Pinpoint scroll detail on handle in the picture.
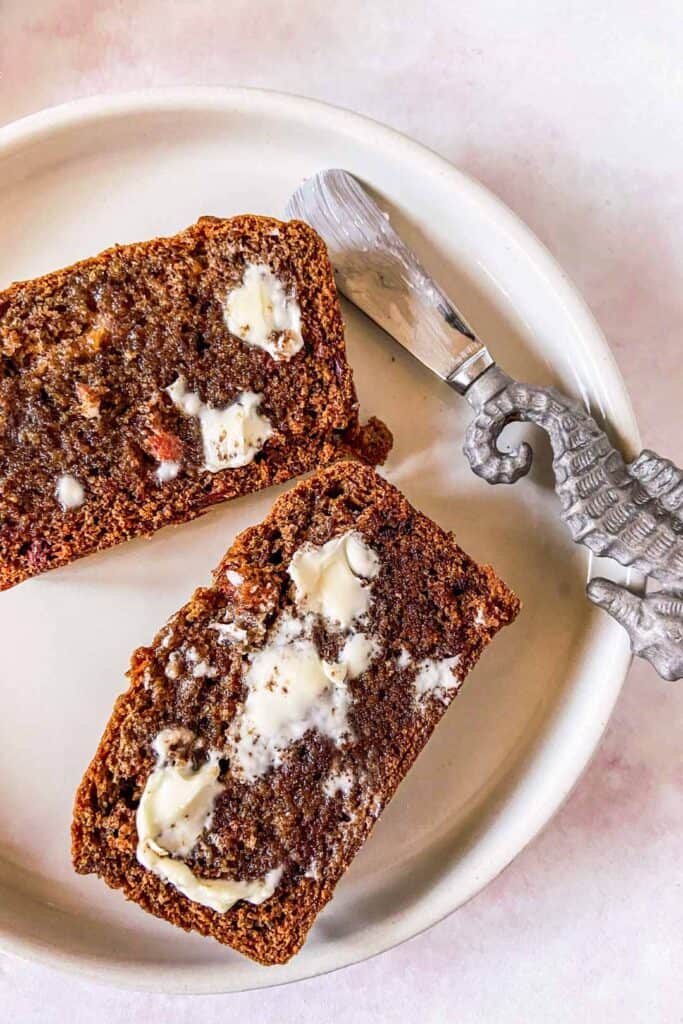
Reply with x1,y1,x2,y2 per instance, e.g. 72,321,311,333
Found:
460,364,683,680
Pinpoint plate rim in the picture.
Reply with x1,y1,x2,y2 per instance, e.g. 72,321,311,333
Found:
0,85,640,993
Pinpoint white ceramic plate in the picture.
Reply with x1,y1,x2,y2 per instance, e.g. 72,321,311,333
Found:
0,88,639,993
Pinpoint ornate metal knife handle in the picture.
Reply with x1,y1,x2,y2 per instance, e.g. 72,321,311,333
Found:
458,361,683,680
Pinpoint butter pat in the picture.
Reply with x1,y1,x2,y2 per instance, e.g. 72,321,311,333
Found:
199,393,272,471
226,532,383,778
192,660,217,679
137,729,223,858
55,473,85,510
136,729,282,913
209,621,248,644
323,769,354,799
414,656,462,703
338,632,379,678
272,611,308,643
224,263,303,361
156,460,180,483
166,376,272,472
166,378,202,417
397,648,412,669
140,851,282,915
232,637,352,780
288,531,380,629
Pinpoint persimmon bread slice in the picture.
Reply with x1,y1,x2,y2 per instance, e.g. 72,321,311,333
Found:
0,216,390,589
72,461,519,965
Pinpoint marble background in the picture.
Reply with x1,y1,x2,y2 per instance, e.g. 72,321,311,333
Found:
1,1,681,1020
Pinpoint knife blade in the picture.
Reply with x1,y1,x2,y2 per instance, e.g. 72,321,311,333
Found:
285,168,493,393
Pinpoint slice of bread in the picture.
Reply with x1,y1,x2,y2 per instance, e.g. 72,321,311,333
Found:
72,461,519,965
0,216,390,590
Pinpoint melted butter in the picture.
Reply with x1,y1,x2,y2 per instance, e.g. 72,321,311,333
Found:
414,656,462,703
55,473,85,510
155,460,180,483
229,623,378,781
136,728,282,912
288,531,380,629
323,769,354,799
232,638,352,781
338,632,379,677
224,263,303,361
166,376,272,472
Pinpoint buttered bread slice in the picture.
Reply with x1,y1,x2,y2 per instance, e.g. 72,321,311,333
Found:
72,462,519,965
0,216,390,589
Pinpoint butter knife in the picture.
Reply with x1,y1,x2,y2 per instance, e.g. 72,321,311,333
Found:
287,168,683,681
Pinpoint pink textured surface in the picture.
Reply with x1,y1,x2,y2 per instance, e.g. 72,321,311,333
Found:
1,1,681,1020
